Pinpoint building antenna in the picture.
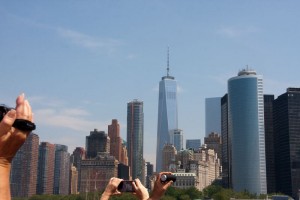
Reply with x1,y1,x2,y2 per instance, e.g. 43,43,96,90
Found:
167,47,170,76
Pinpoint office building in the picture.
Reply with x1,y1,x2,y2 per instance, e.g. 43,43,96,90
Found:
274,88,300,199
80,152,118,193
10,133,39,198
37,142,55,195
108,119,123,163
162,144,177,171
221,94,231,188
204,132,222,159
264,94,276,194
205,97,221,136
146,162,154,190
156,60,178,172
86,129,110,158
170,129,183,151
186,139,201,150
69,164,78,194
120,141,128,165
53,144,70,195
127,100,144,182
228,68,267,194
71,147,86,192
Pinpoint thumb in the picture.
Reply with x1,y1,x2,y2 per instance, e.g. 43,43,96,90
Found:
0,110,16,136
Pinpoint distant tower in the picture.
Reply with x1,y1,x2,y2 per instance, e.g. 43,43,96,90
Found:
10,133,39,198
169,129,183,151
108,119,122,162
53,144,70,195
204,132,222,159
156,49,178,172
162,144,177,171
186,139,201,150
37,142,55,195
274,88,300,199
86,129,110,158
127,100,144,181
228,68,267,194
205,97,221,136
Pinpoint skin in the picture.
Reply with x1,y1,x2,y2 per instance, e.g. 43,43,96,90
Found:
100,178,150,200
0,94,33,200
148,172,173,200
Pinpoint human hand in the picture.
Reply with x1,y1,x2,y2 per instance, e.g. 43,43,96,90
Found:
149,172,173,200
0,94,33,167
132,178,149,200
100,177,123,200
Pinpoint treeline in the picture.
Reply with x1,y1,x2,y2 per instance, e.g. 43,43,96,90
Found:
12,185,282,200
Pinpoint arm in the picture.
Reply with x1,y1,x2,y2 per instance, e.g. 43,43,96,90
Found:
148,172,173,200
100,177,123,200
0,94,33,200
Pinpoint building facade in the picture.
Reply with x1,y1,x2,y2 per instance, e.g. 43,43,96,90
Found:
205,97,222,137
170,129,183,151
86,129,110,158
10,133,39,198
273,88,300,199
127,100,144,182
108,119,123,163
162,144,177,172
204,132,222,160
80,152,119,193
221,94,231,188
69,165,78,194
264,94,276,194
71,147,86,192
228,69,267,194
156,67,178,172
53,144,70,195
186,139,201,150
37,142,55,195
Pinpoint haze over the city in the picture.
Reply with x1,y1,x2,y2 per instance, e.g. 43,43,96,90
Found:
1,1,300,168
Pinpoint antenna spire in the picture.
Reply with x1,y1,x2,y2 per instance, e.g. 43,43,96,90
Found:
167,47,170,76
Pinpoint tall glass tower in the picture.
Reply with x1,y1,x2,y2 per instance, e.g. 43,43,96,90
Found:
156,59,178,172
127,100,144,182
228,69,267,194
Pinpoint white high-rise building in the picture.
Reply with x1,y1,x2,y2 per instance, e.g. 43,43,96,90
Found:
228,68,267,194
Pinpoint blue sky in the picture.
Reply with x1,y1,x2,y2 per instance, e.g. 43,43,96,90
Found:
1,1,300,168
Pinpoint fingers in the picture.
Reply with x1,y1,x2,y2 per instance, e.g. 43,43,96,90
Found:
0,110,16,137
15,94,33,122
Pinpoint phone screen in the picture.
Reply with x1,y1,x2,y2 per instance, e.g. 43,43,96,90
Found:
117,181,134,192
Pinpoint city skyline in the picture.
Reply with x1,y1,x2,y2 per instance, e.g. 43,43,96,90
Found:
1,1,300,166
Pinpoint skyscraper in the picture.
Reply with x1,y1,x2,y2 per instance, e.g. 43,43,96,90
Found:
221,94,231,188
264,94,276,194
127,100,144,181
204,132,222,160
86,129,110,158
205,97,221,136
37,142,55,195
169,129,183,151
186,139,201,150
108,119,122,163
156,60,178,172
53,144,70,195
274,88,300,199
228,69,267,194
10,133,39,198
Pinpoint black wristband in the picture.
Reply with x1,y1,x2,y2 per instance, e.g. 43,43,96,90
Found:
13,119,36,132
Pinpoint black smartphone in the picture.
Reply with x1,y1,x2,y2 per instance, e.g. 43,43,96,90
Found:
117,180,134,192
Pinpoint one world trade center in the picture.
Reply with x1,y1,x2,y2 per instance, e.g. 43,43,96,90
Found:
156,56,178,172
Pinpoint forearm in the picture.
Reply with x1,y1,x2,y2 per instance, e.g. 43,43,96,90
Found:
100,191,112,200
0,164,11,200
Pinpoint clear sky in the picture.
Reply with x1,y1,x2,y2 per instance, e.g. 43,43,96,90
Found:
1,1,300,169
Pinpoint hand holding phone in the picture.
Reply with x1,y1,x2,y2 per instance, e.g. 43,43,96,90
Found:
117,180,135,192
